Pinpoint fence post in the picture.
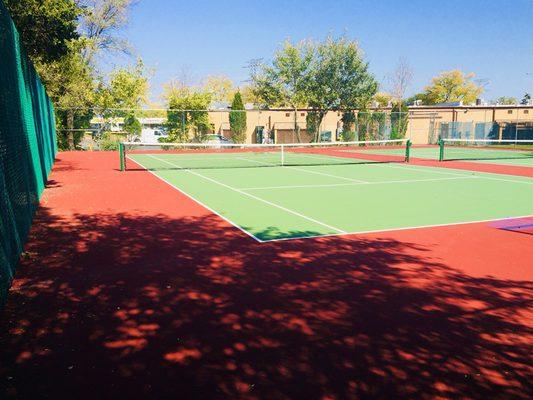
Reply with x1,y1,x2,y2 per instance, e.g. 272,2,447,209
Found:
405,140,412,162
119,143,125,171
438,139,444,161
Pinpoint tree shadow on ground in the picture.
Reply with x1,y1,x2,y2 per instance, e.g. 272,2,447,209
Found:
0,208,531,399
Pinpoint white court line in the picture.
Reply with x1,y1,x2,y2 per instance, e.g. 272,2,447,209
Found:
259,214,533,243
147,155,347,235
239,176,477,191
378,162,533,185
236,156,369,183
128,154,533,243
127,155,264,242
289,164,369,183
165,150,530,186
290,151,533,185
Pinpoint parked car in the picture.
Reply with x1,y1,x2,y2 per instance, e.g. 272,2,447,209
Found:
203,134,233,145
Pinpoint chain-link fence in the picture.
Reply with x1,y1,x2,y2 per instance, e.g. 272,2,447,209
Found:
0,0,57,305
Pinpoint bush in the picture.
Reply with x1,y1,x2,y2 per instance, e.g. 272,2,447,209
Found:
391,102,408,139
98,133,121,151
340,130,356,142
57,130,84,151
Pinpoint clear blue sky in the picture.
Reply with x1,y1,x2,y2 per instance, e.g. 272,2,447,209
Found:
117,0,533,102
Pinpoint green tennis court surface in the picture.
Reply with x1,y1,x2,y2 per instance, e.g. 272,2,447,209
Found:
128,151,533,241
360,144,533,167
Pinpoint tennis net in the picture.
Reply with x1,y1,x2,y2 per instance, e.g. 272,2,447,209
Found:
438,139,533,163
120,139,411,171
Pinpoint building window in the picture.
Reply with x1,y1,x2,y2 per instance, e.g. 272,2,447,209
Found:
524,110,529,114
285,113,290,117
300,112,305,117
507,110,513,114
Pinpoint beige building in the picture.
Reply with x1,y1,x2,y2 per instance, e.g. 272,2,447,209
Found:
207,104,533,145
88,104,533,145
406,104,533,144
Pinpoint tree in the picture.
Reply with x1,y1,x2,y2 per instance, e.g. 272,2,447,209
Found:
251,37,377,142
356,112,388,141
123,113,141,141
4,0,81,62
95,59,149,116
389,58,413,137
521,93,531,105
306,111,322,141
495,97,517,105
5,0,92,149
239,85,261,106
308,36,377,141
250,40,314,141
389,58,413,106
164,81,212,142
229,92,247,143
405,93,425,105
77,0,135,63
421,70,483,105
203,75,235,103
390,103,408,139
373,92,392,108
6,0,138,150
40,40,96,149
92,59,148,148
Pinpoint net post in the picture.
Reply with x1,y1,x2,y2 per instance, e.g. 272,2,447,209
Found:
119,142,125,171
438,139,444,161
405,140,412,162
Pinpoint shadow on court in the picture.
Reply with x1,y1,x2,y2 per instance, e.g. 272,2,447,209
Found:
1,208,531,399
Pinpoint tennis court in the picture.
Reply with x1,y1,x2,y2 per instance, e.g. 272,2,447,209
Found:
125,142,533,241
361,140,533,167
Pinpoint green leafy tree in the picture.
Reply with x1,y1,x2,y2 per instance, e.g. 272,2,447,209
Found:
340,112,356,141
239,84,261,106
305,111,321,141
229,92,247,143
123,113,142,141
496,97,517,105
374,92,392,108
521,93,531,105
308,36,378,141
390,103,408,139
92,59,148,147
421,70,483,105
5,0,92,149
251,40,314,141
40,40,96,149
252,37,377,142
405,93,425,105
164,82,212,142
6,0,138,150
4,0,80,62
96,59,149,115
356,112,388,141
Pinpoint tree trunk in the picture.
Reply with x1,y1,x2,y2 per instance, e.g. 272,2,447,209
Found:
67,109,75,150
315,111,326,142
293,107,301,143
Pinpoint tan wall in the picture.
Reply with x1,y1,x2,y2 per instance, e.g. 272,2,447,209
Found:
119,106,532,145
89,106,532,145
494,108,532,122
454,108,492,122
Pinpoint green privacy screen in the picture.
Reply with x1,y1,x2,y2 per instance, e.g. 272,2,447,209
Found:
0,0,57,305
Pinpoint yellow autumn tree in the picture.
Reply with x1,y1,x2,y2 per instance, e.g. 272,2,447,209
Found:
422,70,483,105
